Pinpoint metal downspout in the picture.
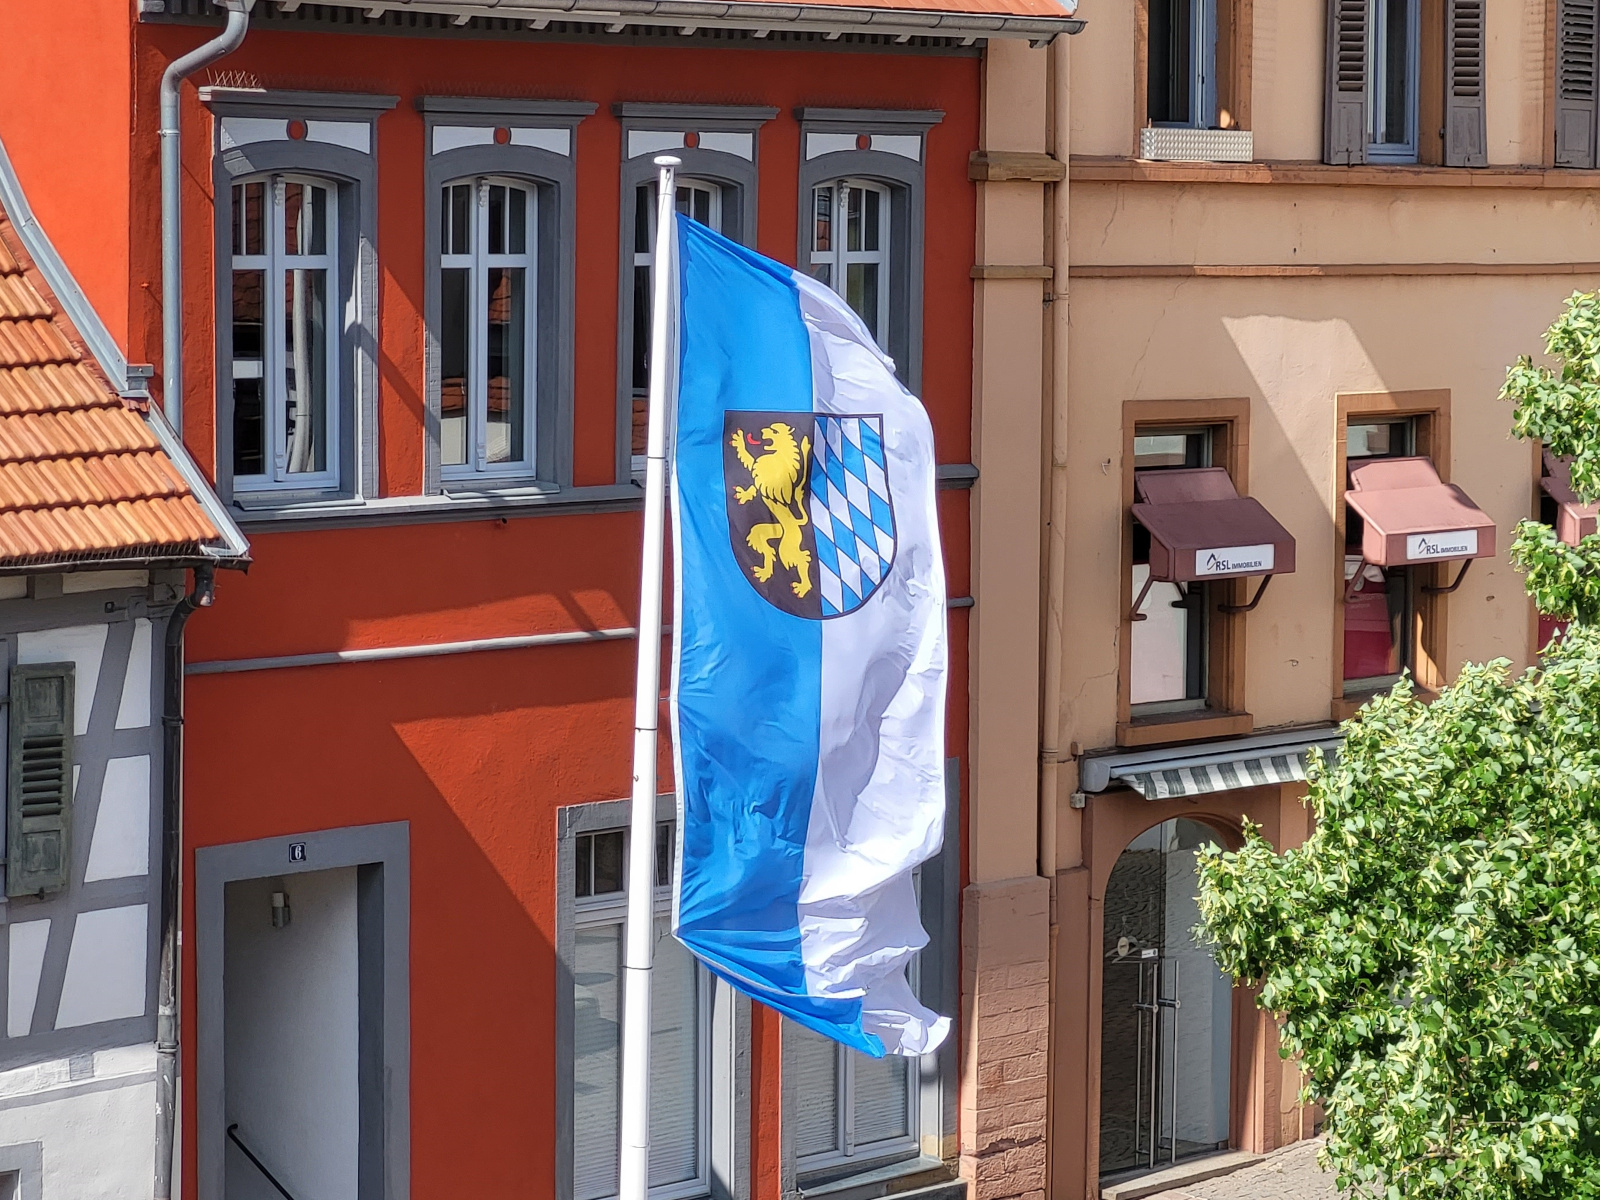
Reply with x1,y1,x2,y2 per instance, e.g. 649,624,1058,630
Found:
155,567,216,1200
159,0,251,434
1039,38,1072,885
1039,34,1071,1195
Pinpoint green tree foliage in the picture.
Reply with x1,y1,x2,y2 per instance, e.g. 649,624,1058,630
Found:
1195,292,1600,1199
1504,290,1600,624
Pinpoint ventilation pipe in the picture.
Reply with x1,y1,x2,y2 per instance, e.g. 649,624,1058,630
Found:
159,0,251,435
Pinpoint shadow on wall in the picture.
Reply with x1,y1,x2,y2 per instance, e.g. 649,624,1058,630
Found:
186,640,630,1197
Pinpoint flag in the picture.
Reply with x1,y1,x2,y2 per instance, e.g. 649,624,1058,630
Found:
669,215,950,1058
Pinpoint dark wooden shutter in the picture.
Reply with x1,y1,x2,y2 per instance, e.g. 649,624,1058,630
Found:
7,664,74,897
1324,0,1369,164
1556,0,1600,168
1444,0,1488,166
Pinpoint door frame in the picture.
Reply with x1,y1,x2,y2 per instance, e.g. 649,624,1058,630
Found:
1071,783,1310,1190
1096,821,1234,1180
194,821,410,1200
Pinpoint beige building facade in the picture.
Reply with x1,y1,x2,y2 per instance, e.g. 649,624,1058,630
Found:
964,3,1600,1199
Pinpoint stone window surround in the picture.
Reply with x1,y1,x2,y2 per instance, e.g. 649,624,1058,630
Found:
782,757,961,1199
203,88,398,514
554,792,751,1200
612,103,777,484
795,108,943,398
418,97,596,497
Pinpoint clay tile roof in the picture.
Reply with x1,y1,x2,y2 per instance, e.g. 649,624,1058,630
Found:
0,207,224,569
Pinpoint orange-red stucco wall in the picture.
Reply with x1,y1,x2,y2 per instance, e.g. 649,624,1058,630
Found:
0,0,134,347
2,14,977,1200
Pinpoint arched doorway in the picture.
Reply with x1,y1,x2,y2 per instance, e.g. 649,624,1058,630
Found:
1098,818,1233,1180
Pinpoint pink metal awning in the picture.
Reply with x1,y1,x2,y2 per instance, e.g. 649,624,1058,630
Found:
1541,450,1599,545
1345,457,1496,568
1133,468,1297,583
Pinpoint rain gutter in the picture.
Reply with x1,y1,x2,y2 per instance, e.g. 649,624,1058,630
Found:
160,0,251,435
293,0,1081,43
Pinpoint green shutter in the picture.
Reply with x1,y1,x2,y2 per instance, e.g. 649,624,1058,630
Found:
8,664,74,897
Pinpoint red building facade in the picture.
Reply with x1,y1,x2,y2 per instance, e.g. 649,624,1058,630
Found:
0,2,1085,1197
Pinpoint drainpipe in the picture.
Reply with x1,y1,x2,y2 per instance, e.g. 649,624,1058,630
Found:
1038,37,1072,885
155,567,216,1200
160,0,251,434
1039,32,1072,1197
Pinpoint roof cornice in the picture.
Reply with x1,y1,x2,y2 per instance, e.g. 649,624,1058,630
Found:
284,0,1082,43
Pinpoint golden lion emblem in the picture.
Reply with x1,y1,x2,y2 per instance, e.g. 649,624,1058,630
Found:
729,422,813,598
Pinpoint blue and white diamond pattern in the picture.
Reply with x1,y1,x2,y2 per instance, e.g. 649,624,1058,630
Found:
809,415,896,618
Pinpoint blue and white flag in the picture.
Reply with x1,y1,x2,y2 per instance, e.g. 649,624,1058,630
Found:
670,216,950,1058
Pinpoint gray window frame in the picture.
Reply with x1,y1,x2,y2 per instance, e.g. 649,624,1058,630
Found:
613,103,776,484
194,821,410,1200
556,794,750,1200
1365,0,1421,163
1146,0,1220,129
0,1143,42,1200
204,89,396,513
419,97,595,496
782,758,962,1198
795,108,942,398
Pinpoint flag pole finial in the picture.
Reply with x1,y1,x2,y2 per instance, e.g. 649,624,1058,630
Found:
618,154,679,1200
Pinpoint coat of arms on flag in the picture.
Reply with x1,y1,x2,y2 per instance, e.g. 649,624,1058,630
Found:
724,411,896,619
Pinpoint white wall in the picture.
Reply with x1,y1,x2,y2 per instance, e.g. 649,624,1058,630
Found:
0,1044,156,1199
224,868,359,1200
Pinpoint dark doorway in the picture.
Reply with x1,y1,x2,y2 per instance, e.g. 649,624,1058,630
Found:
1099,819,1233,1179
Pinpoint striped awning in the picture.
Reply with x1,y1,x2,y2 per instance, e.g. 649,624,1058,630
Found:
1113,750,1311,800
1078,725,1343,802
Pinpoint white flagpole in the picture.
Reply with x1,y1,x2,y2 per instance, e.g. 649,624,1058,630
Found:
619,154,680,1200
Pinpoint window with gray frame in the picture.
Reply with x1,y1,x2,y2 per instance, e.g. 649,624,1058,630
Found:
229,175,340,491
419,97,594,495
783,759,960,1192
783,899,923,1177
1147,0,1219,129
613,104,773,483
203,88,396,508
797,109,941,396
557,795,748,1200
1322,0,1486,166
438,177,539,479
1365,0,1420,162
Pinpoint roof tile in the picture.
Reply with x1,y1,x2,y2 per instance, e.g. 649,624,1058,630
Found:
0,319,72,368
0,212,222,567
0,363,119,414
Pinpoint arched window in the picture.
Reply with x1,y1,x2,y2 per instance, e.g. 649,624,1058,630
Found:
808,179,891,346
438,177,539,477
229,174,339,490
630,178,726,469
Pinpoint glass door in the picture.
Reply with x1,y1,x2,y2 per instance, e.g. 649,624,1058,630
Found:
1099,819,1233,1180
